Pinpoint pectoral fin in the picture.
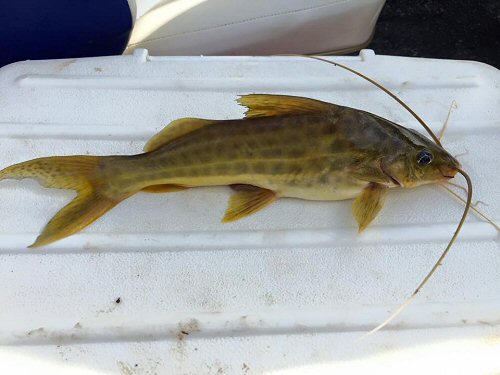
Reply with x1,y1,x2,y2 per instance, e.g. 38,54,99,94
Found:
352,183,388,232
222,185,277,222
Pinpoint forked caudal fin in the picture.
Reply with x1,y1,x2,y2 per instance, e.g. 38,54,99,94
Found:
0,156,126,248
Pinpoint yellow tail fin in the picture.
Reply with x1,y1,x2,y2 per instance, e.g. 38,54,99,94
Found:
0,156,125,247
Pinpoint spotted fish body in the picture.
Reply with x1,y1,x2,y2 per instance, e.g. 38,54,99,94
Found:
110,113,375,200
108,105,405,198
0,95,460,247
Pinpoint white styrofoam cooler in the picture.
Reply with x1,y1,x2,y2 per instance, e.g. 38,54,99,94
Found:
0,50,498,374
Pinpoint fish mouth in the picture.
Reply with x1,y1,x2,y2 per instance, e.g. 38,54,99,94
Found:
440,166,458,180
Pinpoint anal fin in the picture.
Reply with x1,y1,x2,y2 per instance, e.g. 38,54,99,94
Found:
142,184,188,193
352,182,388,232
222,185,277,223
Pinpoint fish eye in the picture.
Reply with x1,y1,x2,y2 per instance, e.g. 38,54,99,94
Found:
417,149,433,166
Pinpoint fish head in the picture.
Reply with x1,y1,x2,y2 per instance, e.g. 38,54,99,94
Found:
381,128,461,188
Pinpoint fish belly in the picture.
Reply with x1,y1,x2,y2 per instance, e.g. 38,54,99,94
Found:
272,167,368,200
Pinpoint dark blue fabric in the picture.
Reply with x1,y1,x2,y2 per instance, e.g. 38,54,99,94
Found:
0,0,133,67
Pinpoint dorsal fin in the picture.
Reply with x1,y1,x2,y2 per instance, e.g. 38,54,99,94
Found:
145,95,336,152
144,118,217,152
237,94,336,118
